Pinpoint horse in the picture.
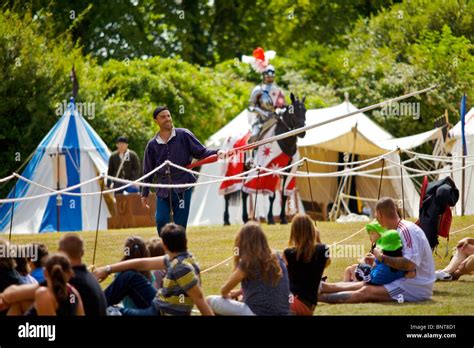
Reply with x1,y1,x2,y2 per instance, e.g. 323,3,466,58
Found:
221,93,306,225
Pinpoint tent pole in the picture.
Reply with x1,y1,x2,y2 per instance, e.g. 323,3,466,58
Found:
92,181,104,267
8,180,17,242
56,146,61,233
399,149,406,219
253,169,261,221
461,156,465,216
377,158,385,200
343,123,359,212
304,159,317,224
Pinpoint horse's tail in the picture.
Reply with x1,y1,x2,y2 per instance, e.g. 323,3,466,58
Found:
225,190,241,207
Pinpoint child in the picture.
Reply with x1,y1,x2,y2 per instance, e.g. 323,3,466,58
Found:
206,222,290,316
283,214,330,316
94,223,213,316
146,237,166,290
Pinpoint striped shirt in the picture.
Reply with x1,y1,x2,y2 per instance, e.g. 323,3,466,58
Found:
153,252,200,316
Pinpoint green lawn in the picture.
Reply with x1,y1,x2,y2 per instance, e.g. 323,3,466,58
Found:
8,216,474,315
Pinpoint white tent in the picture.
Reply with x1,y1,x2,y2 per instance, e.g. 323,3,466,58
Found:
297,101,442,219
441,107,474,215
0,99,112,234
189,101,442,226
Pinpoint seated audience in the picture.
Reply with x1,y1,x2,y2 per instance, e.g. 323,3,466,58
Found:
27,253,85,316
104,236,156,309
282,214,330,316
28,243,49,283
319,197,435,303
146,237,167,290
94,223,213,316
0,238,22,315
206,222,290,316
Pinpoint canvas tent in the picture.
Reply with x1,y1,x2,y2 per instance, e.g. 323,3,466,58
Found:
0,99,111,234
440,107,474,215
297,101,443,219
189,101,443,226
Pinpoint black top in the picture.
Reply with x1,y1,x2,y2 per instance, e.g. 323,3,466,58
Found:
284,244,328,306
0,268,22,316
26,284,78,316
69,265,107,316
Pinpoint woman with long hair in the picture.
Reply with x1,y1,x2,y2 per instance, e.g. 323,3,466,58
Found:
31,253,84,316
283,213,330,315
207,222,290,315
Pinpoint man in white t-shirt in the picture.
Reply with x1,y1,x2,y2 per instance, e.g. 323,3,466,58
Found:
319,197,435,303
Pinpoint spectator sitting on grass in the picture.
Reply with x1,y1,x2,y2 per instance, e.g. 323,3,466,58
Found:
27,253,85,316
0,234,107,316
14,246,38,285
104,236,156,310
146,237,166,290
0,238,22,315
206,222,290,316
28,243,49,283
436,237,474,281
282,214,330,316
319,197,435,304
94,223,214,316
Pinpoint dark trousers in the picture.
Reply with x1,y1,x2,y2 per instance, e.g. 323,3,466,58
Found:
104,270,156,309
156,189,192,236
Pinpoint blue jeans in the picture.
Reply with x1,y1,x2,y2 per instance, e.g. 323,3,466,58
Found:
104,270,157,309
156,189,192,236
120,304,160,316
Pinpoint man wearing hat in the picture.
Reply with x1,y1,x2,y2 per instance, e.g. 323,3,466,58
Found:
248,64,286,143
107,136,141,194
141,106,225,236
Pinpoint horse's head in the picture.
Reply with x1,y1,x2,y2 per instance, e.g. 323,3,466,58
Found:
285,93,306,138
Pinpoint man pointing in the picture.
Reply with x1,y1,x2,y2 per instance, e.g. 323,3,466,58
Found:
141,106,225,235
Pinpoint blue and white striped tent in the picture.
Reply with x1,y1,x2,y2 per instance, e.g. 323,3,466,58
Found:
0,98,111,234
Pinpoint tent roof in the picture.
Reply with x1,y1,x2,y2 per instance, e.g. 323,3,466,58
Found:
449,107,474,138
208,101,442,156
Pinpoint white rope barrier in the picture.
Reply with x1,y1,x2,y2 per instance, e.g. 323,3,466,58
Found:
2,152,474,203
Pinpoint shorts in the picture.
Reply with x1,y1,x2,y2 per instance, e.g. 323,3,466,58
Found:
384,277,433,302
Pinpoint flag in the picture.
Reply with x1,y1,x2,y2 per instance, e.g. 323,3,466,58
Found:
70,65,79,99
460,94,467,155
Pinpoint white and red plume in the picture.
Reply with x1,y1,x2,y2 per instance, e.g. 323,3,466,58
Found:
241,47,276,73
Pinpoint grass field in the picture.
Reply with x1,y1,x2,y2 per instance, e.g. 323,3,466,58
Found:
8,216,474,315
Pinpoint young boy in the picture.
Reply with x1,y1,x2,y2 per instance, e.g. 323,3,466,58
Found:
94,223,213,316
352,221,406,285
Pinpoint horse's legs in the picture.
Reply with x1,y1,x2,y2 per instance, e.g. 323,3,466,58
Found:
280,194,288,225
280,176,289,225
267,194,276,225
242,191,249,223
223,194,230,226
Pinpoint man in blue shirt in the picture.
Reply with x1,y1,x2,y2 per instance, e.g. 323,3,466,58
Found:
141,106,224,235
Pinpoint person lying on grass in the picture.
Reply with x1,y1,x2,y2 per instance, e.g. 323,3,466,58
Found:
319,197,435,304
94,223,213,316
206,222,291,316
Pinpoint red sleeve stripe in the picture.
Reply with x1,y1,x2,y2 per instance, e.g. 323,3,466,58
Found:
398,221,413,249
